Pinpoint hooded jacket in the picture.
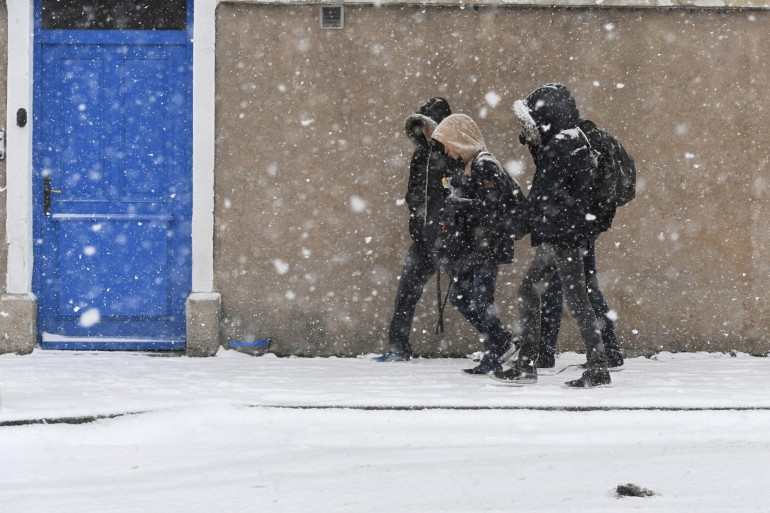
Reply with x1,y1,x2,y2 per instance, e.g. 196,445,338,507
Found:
432,114,518,263
402,98,461,251
512,83,595,247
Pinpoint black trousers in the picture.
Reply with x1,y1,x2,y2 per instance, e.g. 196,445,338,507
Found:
448,258,511,357
388,242,443,355
518,242,606,367
539,233,621,358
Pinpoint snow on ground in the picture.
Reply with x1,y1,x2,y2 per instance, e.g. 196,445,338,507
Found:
1,350,769,512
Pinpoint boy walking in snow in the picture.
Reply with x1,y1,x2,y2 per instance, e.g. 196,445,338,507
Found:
375,98,462,361
524,119,626,370
431,114,519,374
492,83,611,388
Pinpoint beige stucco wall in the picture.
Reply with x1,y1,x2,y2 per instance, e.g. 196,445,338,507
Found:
214,3,770,356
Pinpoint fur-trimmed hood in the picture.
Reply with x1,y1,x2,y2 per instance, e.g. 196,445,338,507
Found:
513,83,580,147
404,97,452,147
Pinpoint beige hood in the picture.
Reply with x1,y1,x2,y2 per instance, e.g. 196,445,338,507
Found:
431,114,487,173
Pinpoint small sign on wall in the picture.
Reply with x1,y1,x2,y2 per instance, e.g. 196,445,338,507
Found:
320,5,344,29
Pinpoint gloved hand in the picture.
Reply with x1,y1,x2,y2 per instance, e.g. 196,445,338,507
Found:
441,177,456,197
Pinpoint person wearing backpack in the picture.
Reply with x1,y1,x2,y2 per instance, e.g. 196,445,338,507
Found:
527,118,629,369
374,98,463,362
491,83,611,388
430,113,522,375
516,135,574,370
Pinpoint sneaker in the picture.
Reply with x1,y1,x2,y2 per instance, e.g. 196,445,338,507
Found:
537,353,555,369
563,368,611,388
463,353,502,375
499,337,521,366
488,360,538,386
372,351,410,362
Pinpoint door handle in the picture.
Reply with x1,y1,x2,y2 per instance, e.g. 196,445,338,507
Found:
44,176,62,216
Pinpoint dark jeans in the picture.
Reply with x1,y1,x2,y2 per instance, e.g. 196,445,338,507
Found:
388,242,443,355
539,276,563,360
449,258,511,357
538,234,621,358
518,242,606,367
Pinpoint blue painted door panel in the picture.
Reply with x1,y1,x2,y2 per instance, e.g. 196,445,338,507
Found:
33,26,192,350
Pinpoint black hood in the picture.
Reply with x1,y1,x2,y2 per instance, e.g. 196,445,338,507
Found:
418,97,452,124
514,83,580,146
404,97,452,146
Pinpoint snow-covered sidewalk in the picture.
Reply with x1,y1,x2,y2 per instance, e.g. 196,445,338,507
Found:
1,350,769,421
1,350,770,513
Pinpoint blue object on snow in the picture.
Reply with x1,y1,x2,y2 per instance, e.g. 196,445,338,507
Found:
228,339,270,348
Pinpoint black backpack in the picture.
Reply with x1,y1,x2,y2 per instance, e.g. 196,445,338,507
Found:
580,119,636,232
476,151,524,263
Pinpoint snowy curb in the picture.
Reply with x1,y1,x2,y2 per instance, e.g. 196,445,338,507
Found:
6,404,770,428
0,411,147,427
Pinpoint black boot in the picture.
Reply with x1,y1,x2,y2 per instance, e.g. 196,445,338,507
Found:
606,350,624,368
579,350,624,370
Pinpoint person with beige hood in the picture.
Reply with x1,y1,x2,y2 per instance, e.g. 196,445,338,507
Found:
431,114,523,375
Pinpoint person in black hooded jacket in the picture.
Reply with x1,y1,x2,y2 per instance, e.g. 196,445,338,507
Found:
490,83,611,388
523,120,625,370
374,98,463,362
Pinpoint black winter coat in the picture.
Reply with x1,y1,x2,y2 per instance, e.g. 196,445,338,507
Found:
405,145,461,251
512,84,595,248
448,152,517,264
403,98,462,253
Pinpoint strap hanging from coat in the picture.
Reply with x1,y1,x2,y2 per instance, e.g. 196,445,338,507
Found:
423,147,431,231
435,268,451,334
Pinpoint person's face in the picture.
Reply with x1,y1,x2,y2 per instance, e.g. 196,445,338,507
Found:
422,125,433,141
444,145,460,160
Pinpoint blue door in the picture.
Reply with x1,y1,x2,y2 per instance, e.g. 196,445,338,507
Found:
33,1,192,350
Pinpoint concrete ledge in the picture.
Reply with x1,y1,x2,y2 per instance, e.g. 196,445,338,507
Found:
0,293,37,355
185,292,222,357
221,0,770,9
